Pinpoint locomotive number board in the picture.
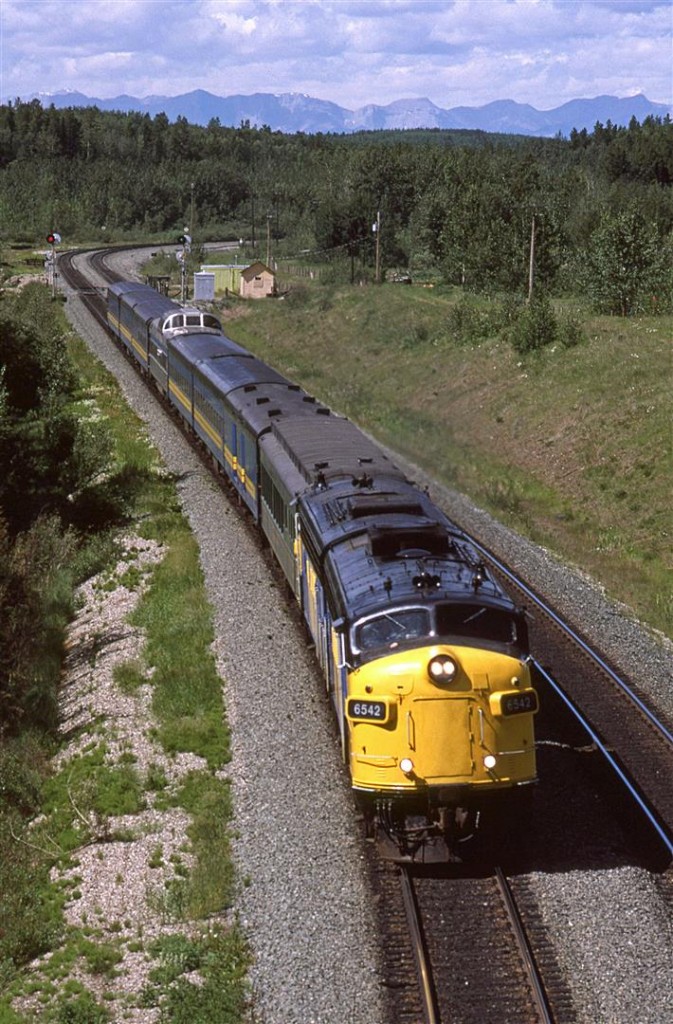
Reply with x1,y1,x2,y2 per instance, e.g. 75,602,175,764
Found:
347,699,388,722
500,691,538,716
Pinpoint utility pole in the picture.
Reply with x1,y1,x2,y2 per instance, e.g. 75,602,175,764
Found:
251,195,256,251
528,214,536,302
266,211,272,266
374,209,381,284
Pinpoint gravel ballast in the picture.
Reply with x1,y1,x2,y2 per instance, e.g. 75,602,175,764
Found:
60,250,672,1024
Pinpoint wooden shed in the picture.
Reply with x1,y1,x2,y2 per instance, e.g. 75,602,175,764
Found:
240,261,276,299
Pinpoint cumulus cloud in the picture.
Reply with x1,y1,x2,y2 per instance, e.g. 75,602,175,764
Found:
1,0,671,108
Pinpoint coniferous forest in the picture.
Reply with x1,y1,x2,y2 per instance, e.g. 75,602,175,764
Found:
1,99,672,315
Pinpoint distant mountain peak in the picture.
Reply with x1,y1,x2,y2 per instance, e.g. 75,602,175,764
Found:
7,89,671,137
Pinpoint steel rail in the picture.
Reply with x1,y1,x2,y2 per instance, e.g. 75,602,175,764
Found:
470,538,673,749
399,868,438,1024
494,866,554,1024
533,658,673,857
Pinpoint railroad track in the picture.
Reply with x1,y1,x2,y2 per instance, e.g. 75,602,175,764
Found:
372,856,563,1024
59,246,135,318
473,540,673,858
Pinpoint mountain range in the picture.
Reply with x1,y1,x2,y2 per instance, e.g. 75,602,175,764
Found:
14,89,672,137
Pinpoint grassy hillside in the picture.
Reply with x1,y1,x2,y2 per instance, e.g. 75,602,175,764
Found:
220,277,672,641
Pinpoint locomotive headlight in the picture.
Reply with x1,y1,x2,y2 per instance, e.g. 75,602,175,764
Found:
483,754,497,770
428,654,458,683
400,758,414,775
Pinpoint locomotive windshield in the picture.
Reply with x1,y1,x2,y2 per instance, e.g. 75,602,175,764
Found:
356,608,430,651
353,602,521,656
435,603,519,644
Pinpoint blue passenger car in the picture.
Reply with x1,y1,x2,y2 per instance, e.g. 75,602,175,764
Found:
196,357,312,514
107,281,173,372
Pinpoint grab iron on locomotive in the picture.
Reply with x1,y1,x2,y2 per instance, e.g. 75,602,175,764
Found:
107,281,539,862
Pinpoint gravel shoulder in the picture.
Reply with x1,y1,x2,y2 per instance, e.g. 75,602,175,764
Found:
56,249,672,1024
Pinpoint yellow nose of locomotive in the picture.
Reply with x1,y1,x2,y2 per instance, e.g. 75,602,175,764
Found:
346,645,537,794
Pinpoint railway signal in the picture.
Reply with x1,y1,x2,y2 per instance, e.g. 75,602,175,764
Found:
177,232,191,300
46,232,62,295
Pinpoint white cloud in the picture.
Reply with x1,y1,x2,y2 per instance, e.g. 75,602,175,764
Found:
1,0,671,107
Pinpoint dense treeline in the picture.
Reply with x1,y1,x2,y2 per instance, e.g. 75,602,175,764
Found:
1,99,672,312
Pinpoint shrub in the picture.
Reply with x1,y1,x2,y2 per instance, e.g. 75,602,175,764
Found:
557,314,585,348
0,514,77,737
447,296,494,344
49,990,111,1023
508,292,558,354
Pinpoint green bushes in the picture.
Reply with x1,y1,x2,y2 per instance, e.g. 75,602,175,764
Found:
446,291,585,353
446,294,518,344
0,285,116,535
0,515,77,737
0,286,117,740
0,286,122,996
508,293,558,353
508,293,585,354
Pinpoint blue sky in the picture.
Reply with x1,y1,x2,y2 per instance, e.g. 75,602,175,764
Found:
2,0,672,110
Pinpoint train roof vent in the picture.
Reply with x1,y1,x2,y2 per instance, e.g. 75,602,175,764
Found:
368,524,451,559
256,396,270,405
349,495,425,519
303,395,316,403
244,384,257,393
267,408,282,418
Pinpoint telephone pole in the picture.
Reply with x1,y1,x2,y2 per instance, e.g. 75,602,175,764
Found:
374,210,381,284
528,214,536,302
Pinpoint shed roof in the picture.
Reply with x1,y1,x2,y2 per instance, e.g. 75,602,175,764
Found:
241,261,275,281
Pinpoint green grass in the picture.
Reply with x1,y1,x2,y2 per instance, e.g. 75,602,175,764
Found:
130,533,230,769
141,926,250,1023
173,771,235,917
224,274,672,639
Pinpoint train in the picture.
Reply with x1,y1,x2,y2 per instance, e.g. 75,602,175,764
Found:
106,280,539,863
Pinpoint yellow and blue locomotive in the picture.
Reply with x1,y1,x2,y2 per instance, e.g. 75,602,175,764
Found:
107,281,539,861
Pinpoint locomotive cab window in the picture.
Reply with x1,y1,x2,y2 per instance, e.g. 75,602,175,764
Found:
355,607,431,653
435,603,519,646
